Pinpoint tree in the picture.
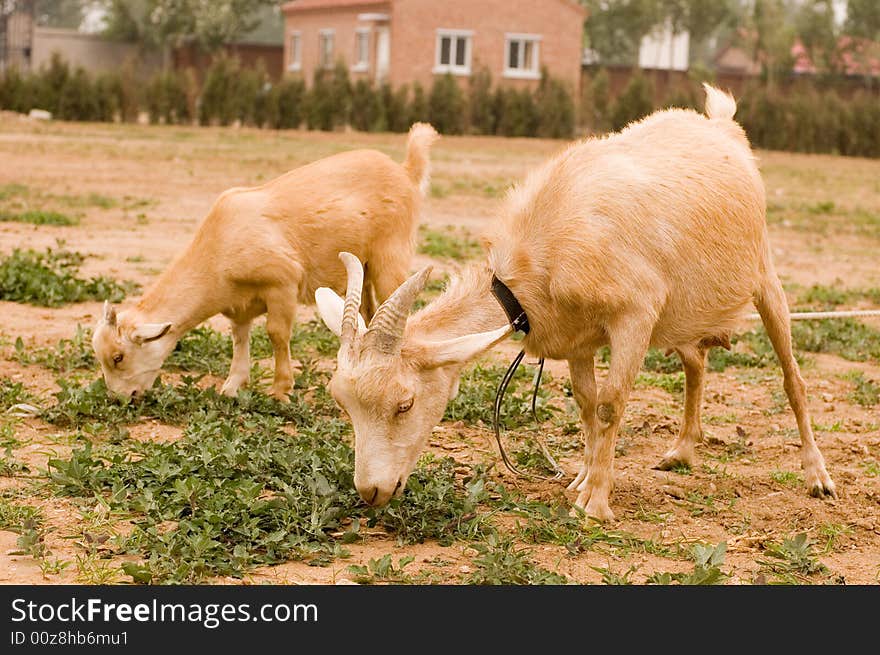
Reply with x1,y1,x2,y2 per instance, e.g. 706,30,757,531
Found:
34,0,88,28
795,0,842,75
580,0,663,65
737,0,796,89
651,0,736,70
844,0,880,87
100,0,273,67
666,0,736,43
845,0,880,40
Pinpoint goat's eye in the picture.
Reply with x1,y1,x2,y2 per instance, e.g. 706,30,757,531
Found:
397,398,414,414
112,353,124,365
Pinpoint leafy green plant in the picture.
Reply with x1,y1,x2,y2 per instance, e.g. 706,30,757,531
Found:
758,533,829,584
367,459,492,546
14,325,95,373
466,532,569,585
592,564,638,585
845,371,879,406
347,554,416,584
636,371,685,395
444,361,552,428
0,210,78,226
42,376,321,433
770,470,802,487
418,226,482,261
505,491,676,558
647,542,728,585
0,448,29,476
0,244,136,307
791,318,880,362
0,379,36,411
42,378,499,582
0,498,47,559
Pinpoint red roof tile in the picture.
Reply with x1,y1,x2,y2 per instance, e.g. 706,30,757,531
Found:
282,0,390,12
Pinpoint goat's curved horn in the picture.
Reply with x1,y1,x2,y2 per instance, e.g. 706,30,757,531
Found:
364,265,432,354
103,301,117,327
338,252,365,348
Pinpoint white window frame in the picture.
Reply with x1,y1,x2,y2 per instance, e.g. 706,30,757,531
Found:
319,29,335,69
433,29,473,76
287,30,302,72
504,33,541,80
352,27,370,72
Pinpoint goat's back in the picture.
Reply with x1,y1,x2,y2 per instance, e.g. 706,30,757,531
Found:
488,108,768,355
197,149,420,302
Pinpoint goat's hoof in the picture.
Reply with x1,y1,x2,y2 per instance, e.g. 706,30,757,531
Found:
806,470,837,499
270,389,291,403
220,381,243,397
582,499,615,523
574,488,615,522
655,455,693,472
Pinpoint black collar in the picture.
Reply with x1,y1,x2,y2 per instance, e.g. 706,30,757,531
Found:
491,275,531,334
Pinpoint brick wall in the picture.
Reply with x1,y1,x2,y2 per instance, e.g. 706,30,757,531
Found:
283,3,389,83
389,0,584,93
283,0,585,93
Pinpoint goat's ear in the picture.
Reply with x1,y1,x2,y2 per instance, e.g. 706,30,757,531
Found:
315,287,366,338
408,324,512,369
131,322,172,345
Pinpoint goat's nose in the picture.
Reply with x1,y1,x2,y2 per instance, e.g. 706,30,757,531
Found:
362,486,379,506
394,479,402,493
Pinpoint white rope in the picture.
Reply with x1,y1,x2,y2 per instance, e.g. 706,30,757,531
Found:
745,309,880,321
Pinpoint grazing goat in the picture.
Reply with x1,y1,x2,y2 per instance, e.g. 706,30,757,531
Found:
316,86,836,519
93,123,438,401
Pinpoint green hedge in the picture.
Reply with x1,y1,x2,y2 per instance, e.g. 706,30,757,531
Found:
582,68,880,158
0,56,577,139
6,55,875,156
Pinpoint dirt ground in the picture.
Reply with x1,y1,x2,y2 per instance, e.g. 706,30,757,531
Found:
0,114,878,585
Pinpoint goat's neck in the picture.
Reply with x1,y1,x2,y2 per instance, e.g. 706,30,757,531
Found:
408,266,510,343
132,255,215,338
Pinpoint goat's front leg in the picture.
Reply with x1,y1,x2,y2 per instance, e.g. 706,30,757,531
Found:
220,318,253,397
574,316,652,521
657,343,707,470
566,353,597,492
265,290,296,402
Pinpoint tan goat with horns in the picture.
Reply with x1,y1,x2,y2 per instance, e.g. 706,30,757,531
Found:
316,86,836,520
93,123,438,401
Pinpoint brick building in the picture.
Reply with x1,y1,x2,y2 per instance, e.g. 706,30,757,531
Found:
281,0,585,92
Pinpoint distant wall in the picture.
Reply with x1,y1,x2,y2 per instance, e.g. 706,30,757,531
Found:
173,43,284,82
31,27,160,77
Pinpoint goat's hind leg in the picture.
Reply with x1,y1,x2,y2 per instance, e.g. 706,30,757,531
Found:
656,343,707,470
754,273,836,498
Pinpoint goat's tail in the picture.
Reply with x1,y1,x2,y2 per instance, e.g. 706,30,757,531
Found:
703,83,737,121
403,122,439,196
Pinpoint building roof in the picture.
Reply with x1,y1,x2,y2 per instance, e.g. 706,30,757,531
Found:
282,0,583,14
792,36,880,78
282,0,390,12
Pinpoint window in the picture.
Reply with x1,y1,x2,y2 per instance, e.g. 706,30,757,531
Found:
504,34,540,79
353,28,370,72
288,31,302,71
434,29,472,76
319,29,335,69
